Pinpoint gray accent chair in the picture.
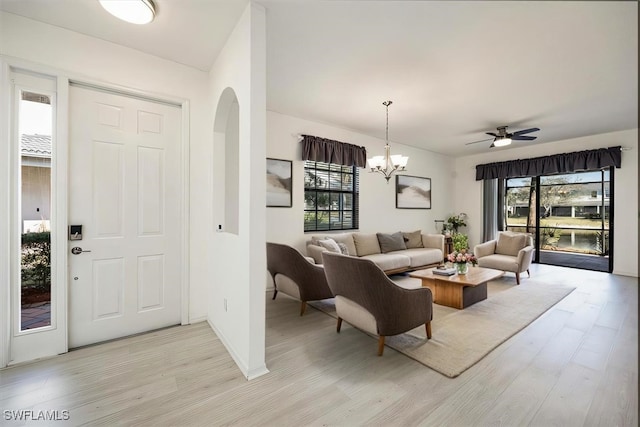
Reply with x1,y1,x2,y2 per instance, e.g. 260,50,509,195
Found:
266,242,333,316
322,251,433,356
473,231,534,285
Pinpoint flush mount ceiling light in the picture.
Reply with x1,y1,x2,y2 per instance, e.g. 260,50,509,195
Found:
367,101,409,183
99,0,156,25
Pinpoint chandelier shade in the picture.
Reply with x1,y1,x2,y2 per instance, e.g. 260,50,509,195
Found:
367,101,408,182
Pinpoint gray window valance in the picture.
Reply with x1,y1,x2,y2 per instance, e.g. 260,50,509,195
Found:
301,135,367,168
475,146,622,181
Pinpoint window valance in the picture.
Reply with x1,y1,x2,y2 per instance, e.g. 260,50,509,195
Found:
301,135,367,168
475,146,622,181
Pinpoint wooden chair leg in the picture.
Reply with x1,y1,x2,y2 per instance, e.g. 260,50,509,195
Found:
425,322,432,339
377,336,385,356
272,289,278,300
515,272,521,285
336,317,343,333
299,301,307,316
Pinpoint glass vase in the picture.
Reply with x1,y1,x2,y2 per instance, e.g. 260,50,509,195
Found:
456,262,469,275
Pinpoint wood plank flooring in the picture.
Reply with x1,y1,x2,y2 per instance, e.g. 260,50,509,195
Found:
1,264,637,426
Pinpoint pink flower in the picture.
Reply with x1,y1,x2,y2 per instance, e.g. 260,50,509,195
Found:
447,251,478,266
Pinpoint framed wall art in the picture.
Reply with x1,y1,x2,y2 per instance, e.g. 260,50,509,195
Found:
395,175,431,209
266,158,292,207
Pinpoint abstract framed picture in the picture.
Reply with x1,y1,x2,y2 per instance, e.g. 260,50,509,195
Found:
395,175,431,209
266,158,292,207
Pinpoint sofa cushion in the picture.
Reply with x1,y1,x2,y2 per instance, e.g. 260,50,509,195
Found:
396,248,443,268
360,253,410,272
312,233,356,257
377,232,407,253
403,230,424,249
477,254,520,272
353,233,382,256
317,238,341,253
495,233,527,256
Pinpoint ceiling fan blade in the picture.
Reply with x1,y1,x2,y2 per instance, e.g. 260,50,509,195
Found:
485,132,499,137
465,138,493,146
512,127,540,136
512,135,537,141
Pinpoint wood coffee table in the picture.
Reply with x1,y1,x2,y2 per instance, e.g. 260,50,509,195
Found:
409,266,504,309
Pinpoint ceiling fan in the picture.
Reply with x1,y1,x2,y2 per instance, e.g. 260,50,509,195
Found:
466,126,540,148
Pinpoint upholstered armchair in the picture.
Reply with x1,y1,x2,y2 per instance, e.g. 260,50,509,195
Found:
321,251,433,356
473,231,534,285
266,242,334,316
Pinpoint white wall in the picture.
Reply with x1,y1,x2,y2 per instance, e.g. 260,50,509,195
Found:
21,165,51,224
266,111,455,253
204,4,268,379
454,129,638,277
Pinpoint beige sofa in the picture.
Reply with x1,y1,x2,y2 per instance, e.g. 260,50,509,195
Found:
306,230,444,275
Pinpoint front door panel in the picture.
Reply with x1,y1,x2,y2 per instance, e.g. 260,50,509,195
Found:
68,85,182,347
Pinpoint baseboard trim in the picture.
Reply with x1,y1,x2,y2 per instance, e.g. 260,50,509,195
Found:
206,317,269,380
613,269,639,278
189,315,207,324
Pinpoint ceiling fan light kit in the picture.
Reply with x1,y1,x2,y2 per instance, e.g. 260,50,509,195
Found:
99,0,156,25
493,137,512,147
367,101,409,183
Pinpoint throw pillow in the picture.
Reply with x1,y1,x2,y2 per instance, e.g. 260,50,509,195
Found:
312,233,357,256
310,236,350,255
377,232,407,253
352,233,382,256
495,233,527,256
402,230,424,249
336,242,350,256
317,238,341,253
310,237,327,247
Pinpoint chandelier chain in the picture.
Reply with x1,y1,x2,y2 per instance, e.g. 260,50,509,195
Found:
367,100,407,183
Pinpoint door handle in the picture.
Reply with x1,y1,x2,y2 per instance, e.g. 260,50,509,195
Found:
71,247,92,255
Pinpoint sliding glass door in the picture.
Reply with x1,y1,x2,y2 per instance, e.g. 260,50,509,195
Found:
503,168,613,272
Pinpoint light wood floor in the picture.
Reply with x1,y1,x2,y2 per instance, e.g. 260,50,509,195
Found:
1,264,637,426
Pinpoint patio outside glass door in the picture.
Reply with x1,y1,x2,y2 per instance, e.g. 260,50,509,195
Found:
503,169,612,272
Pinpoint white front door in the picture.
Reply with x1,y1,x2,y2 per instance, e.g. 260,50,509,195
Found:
68,85,182,347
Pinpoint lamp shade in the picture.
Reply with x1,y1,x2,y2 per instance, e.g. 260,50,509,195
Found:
367,156,385,169
390,155,408,168
99,0,156,25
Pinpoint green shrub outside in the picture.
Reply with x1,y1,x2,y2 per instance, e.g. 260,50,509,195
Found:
21,231,51,292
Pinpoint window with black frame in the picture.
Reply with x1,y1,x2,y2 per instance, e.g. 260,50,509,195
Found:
304,161,359,232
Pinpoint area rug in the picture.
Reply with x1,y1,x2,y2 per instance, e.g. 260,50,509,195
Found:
309,277,575,378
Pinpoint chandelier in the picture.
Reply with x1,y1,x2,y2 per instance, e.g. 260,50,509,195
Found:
367,100,408,182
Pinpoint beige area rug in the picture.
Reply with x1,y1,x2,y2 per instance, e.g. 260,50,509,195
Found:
309,276,575,378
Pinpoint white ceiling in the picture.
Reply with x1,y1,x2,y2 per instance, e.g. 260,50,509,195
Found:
1,0,637,157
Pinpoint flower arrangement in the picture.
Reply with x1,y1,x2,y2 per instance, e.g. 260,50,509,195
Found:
447,250,477,274
447,250,477,266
